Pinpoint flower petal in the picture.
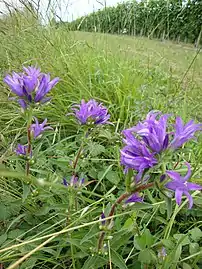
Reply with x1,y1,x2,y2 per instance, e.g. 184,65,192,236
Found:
186,182,202,191
184,191,194,209
183,162,191,182
175,189,183,206
166,171,181,181
125,193,143,204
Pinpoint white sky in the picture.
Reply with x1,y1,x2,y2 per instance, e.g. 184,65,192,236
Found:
0,0,126,22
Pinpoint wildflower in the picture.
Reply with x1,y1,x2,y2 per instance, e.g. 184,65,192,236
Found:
63,178,69,187
62,176,85,188
165,163,202,209
120,137,157,172
15,144,28,156
100,212,106,226
30,117,52,139
72,99,110,125
170,117,202,149
125,192,143,204
79,178,85,187
4,66,59,109
70,176,79,186
158,247,167,259
128,112,170,153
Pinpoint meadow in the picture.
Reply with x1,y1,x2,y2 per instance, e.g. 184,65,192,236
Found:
0,9,202,269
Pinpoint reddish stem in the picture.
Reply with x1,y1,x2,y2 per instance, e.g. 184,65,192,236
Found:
108,182,154,219
97,182,155,250
97,231,105,251
73,145,83,171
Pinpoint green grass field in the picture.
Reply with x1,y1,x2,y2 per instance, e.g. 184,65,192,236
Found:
1,18,202,269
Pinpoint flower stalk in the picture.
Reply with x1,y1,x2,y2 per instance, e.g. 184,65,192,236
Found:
97,182,154,250
26,109,33,176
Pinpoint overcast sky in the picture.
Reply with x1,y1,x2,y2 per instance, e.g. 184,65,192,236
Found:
0,0,126,21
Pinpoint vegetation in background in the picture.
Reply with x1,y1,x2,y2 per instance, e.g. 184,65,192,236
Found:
68,0,202,46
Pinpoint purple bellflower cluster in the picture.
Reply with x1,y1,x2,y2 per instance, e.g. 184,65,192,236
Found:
4,66,59,110
3,66,56,162
121,111,202,208
72,99,110,125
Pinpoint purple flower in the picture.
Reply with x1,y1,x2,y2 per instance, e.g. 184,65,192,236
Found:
170,117,202,149
62,176,85,188
79,178,85,187
120,132,157,172
129,112,170,153
30,117,52,139
23,66,41,93
34,74,59,103
125,192,143,204
63,178,69,187
158,247,167,259
4,66,59,109
100,212,106,226
15,144,28,156
4,72,24,97
72,99,110,125
70,175,79,186
165,163,202,209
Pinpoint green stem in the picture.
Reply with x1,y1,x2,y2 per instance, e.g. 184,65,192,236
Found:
26,109,33,176
70,235,76,269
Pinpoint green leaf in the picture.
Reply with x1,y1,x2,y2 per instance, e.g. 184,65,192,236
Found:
173,244,182,262
35,206,51,216
22,183,30,202
111,229,131,250
138,249,156,264
19,257,37,269
0,205,10,220
6,214,26,233
134,229,155,250
161,239,175,249
106,170,120,185
165,196,172,219
8,229,25,239
173,234,190,246
189,227,202,242
189,243,200,255
0,233,7,246
80,224,99,244
81,256,107,269
88,143,105,157
123,218,133,230
182,263,192,269
111,249,128,269
98,129,113,140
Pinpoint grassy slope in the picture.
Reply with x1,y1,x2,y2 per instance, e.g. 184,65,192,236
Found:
1,28,202,146
72,31,202,84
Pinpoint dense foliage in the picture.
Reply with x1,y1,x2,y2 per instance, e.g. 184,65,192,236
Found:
68,0,202,45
